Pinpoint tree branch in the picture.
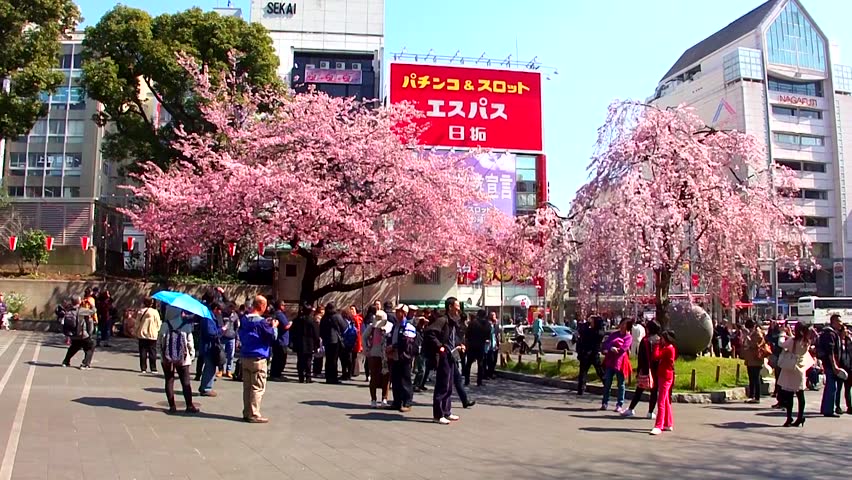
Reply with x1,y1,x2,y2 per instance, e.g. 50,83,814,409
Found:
312,269,407,298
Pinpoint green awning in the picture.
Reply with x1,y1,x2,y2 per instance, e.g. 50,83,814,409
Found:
401,300,478,310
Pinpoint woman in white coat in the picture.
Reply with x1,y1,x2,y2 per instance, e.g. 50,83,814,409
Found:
776,322,814,427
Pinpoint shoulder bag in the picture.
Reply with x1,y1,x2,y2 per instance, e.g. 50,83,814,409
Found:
636,340,654,390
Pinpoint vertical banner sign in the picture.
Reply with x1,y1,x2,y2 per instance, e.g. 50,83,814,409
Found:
691,273,700,288
80,236,90,251
636,274,646,289
389,63,543,151
833,261,845,296
126,237,135,252
258,242,265,256
431,151,516,224
160,241,167,255
227,242,237,257
8,236,17,251
45,236,54,251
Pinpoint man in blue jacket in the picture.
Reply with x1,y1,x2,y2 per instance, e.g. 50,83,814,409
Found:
239,295,278,423
198,303,223,397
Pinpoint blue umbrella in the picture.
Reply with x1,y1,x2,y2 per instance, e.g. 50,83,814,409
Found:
152,291,214,320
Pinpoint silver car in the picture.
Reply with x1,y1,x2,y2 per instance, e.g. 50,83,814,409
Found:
501,324,575,353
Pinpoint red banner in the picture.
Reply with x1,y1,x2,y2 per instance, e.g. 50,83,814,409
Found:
304,67,363,85
45,236,54,251
227,242,237,257
389,63,543,151
126,237,135,252
81,236,90,251
8,236,16,251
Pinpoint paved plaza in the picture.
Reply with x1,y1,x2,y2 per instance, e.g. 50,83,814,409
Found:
0,331,849,480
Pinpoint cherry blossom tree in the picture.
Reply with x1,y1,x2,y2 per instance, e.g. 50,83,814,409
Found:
123,55,568,303
571,101,809,326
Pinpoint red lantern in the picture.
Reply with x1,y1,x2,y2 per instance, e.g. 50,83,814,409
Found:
160,241,167,255
8,236,17,251
45,236,54,251
126,237,135,252
636,274,646,289
227,242,237,257
533,276,545,294
691,273,700,288
257,242,265,256
80,236,90,251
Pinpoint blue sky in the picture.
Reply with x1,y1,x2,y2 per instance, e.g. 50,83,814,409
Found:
74,0,852,211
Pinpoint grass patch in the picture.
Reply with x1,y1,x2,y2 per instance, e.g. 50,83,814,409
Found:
503,355,749,393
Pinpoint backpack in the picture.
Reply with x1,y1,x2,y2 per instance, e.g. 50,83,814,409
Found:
63,308,92,338
163,321,189,364
342,320,358,349
62,308,79,337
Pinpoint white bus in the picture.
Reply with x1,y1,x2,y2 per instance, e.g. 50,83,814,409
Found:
796,296,852,324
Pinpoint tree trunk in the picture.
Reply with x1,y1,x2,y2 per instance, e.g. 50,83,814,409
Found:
654,267,673,329
299,256,320,305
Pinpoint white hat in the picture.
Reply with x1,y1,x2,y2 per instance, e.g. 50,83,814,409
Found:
394,304,409,313
408,305,419,311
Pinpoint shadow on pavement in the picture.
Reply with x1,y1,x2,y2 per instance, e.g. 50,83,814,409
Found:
26,360,62,368
72,396,159,412
709,421,780,429
301,400,369,410
578,426,648,434
346,412,435,424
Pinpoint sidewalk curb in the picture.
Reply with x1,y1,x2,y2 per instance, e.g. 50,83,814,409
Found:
496,369,750,404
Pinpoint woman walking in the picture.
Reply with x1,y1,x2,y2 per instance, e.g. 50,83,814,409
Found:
623,320,661,418
600,319,633,413
776,322,814,427
157,306,199,414
363,310,392,408
135,298,161,374
650,330,676,435
741,319,767,404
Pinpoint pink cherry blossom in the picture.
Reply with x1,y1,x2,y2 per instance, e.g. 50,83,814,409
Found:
123,54,570,303
571,101,810,324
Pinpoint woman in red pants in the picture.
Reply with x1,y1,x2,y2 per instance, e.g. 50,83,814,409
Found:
650,330,677,435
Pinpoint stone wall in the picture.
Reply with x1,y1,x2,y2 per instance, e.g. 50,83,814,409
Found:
0,278,274,320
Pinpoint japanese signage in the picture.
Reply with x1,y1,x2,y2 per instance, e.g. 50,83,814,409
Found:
834,261,845,295
431,150,516,224
304,67,363,85
777,94,818,107
266,2,296,15
390,63,543,152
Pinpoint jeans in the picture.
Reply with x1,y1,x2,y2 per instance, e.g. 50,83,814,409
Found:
530,334,543,354
199,350,218,393
747,366,762,401
138,339,157,372
391,359,413,408
453,361,470,406
340,346,352,380
602,368,626,407
63,338,95,367
223,338,236,374
485,349,498,379
413,355,426,387
98,320,112,345
821,369,841,414
433,354,454,419
162,361,193,410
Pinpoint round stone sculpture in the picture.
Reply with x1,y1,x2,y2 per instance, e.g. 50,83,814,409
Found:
665,303,713,357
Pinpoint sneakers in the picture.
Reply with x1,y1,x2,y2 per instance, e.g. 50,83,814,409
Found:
434,417,451,425
599,404,608,411
400,406,412,413
647,412,656,420
200,390,218,397
370,400,378,409
663,426,673,432
61,363,69,368
79,365,92,370
380,399,389,408
615,405,625,414
649,427,662,436
447,414,460,421
621,409,635,417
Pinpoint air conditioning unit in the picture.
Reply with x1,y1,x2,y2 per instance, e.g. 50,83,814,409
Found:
319,61,330,69
335,62,346,70
351,63,362,71
305,63,316,69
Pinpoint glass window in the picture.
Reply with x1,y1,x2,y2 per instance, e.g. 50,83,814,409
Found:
774,133,824,146
27,153,45,168
801,216,828,227
766,2,826,71
768,77,823,97
63,187,80,198
772,106,796,116
30,120,47,136
25,187,42,198
811,242,831,258
776,159,801,170
515,155,537,170
802,189,828,200
7,187,24,197
48,120,65,135
9,153,26,169
66,120,84,136
516,192,537,212
775,133,799,144
800,135,824,146
64,153,82,169
798,109,822,119
802,161,826,173
44,186,61,198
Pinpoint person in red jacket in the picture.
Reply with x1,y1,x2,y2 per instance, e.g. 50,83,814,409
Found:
650,330,677,436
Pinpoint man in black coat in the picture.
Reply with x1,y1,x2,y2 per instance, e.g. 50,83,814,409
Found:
424,297,466,424
463,309,491,387
319,303,348,384
290,304,321,383
576,315,606,395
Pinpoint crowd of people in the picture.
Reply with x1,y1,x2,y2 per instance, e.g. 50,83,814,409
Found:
55,287,508,425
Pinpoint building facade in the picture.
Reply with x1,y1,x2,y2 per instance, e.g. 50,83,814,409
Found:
0,32,105,273
650,0,852,309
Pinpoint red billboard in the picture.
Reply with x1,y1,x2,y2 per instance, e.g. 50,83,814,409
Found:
389,63,543,152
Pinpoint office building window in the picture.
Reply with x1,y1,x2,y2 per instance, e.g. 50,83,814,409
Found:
766,2,826,71
7,187,24,197
835,64,852,94
44,186,61,198
58,53,82,69
27,153,45,168
811,242,831,258
515,155,537,213
723,47,763,83
25,187,43,198
65,120,85,143
63,187,80,198
768,77,823,97
414,269,441,285
802,189,829,200
777,159,827,172
800,216,828,227
774,132,824,146
802,161,827,172
771,105,822,119
9,153,26,169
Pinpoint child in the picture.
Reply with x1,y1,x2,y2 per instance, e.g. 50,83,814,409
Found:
650,330,677,436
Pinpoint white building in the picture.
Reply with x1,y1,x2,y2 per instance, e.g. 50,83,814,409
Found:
249,0,384,100
650,0,852,307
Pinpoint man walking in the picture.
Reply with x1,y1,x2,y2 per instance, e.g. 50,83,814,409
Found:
198,303,224,397
390,304,416,412
425,297,464,424
319,303,348,384
238,295,278,423
61,296,96,369
463,310,491,387
485,312,502,380
819,314,844,417
270,301,291,381
576,316,606,395
530,313,544,355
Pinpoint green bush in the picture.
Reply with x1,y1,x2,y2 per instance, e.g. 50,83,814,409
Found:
18,229,50,273
5,292,27,315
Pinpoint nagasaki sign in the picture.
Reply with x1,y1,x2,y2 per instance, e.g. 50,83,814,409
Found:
390,63,543,152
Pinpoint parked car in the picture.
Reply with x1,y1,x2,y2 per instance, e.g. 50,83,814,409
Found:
500,324,574,353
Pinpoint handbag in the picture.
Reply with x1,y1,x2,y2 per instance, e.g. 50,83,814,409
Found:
211,340,226,367
777,350,798,370
637,341,654,390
